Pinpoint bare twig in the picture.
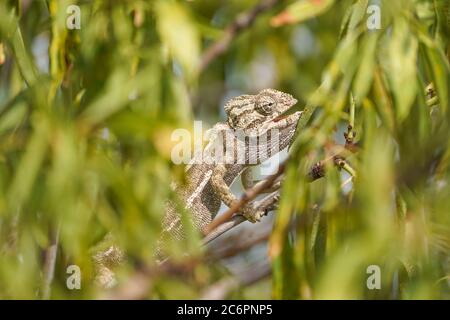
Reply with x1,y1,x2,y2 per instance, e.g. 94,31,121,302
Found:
202,191,279,245
42,224,60,300
199,0,279,72
203,164,285,235
207,230,270,260
202,216,246,244
203,144,357,241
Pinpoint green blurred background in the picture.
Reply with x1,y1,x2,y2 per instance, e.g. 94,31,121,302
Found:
0,0,449,299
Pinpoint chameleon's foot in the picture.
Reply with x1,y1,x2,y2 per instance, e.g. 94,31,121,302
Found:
241,205,265,223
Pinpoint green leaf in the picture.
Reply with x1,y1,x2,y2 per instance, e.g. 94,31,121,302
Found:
80,65,157,127
353,33,378,102
271,0,335,27
339,0,369,38
0,3,38,86
0,100,27,134
386,18,418,122
7,115,49,208
155,1,200,81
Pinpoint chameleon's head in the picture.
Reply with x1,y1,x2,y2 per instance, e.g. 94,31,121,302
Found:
224,88,298,131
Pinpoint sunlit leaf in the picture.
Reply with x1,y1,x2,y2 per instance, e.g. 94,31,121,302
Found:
271,0,335,27
386,18,418,122
155,0,200,81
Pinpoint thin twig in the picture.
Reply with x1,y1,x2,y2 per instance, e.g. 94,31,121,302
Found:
202,191,279,244
202,216,246,245
203,164,285,235
203,144,357,240
199,0,279,72
340,175,353,188
42,224,60,300
207,230,270,260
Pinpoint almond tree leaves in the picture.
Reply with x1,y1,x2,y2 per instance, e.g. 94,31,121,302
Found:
273,0,450,300
0,0,200,299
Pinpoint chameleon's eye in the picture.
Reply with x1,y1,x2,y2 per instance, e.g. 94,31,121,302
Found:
256,95,276,115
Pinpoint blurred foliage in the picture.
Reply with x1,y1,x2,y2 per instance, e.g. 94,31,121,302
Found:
0,0,449,299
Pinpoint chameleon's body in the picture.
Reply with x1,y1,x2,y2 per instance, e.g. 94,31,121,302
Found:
95,89,302,284
159,89,302,254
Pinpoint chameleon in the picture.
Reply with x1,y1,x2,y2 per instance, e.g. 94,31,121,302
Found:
94,88,302,285
157,88,302,258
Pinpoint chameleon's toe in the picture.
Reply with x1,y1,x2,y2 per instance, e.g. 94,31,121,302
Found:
242,205,265,223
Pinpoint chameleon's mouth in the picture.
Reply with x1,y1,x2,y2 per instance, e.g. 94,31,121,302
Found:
273,110,298,122
273,115,289,122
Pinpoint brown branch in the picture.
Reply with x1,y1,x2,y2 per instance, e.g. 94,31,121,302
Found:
203,163,285,235
207,230,270,260
202,144,357,239
202,191,279,244
199,0,279,72
202,215,246,244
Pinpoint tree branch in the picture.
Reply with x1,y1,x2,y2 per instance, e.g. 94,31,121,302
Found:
207,228,270,260
202,191,279,244
203,144,358,241
199,0,279,72
203,164,285,235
